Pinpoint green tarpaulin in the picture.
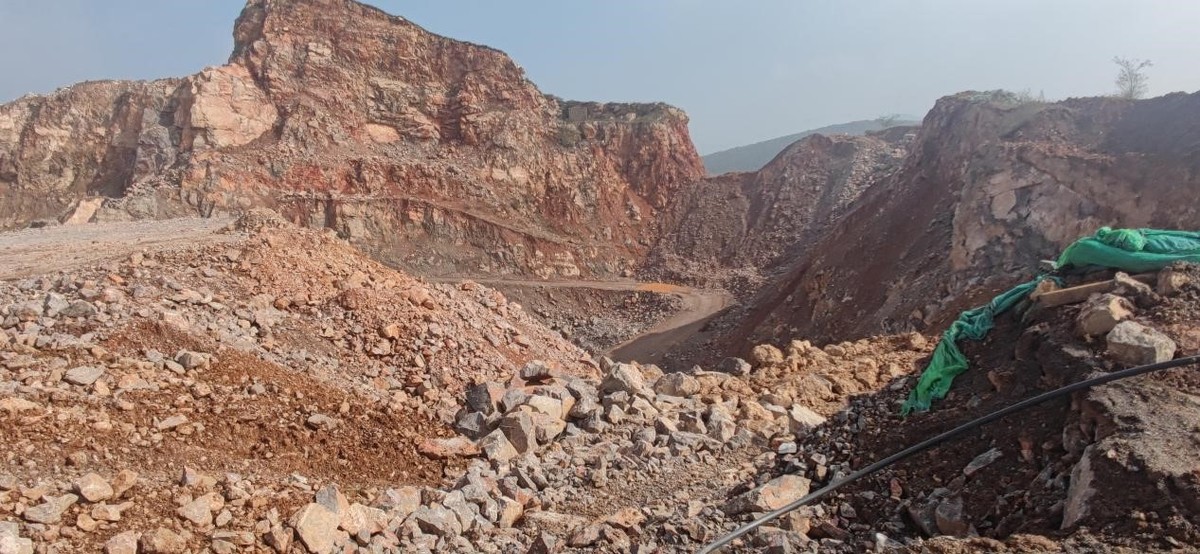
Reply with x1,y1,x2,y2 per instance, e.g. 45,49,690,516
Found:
902,227,1200,415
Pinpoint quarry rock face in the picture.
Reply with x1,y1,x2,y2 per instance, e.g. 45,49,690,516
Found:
790,92,1200,339
0,0,703,278
649,131,910,283
633,91,1200,369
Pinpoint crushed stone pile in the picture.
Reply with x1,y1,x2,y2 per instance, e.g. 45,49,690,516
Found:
4,212,1200,554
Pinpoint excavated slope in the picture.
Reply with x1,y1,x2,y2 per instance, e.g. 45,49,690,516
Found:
653,91,1200,368
0,0,703,279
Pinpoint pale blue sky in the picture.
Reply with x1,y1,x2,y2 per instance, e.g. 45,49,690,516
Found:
2,1,1199,153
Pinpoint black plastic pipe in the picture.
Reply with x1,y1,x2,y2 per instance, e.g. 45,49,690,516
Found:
699,354,1200,553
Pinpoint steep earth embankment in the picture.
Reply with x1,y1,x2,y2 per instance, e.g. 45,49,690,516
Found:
757,91,1200,341
0,0,703,279
654,91,1200,368
648,128,913,290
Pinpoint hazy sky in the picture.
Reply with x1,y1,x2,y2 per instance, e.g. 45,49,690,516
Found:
2,1,1199,153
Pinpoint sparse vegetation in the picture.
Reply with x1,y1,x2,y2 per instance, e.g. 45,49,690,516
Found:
1113,56,1153,100
874,114,901,129
972,89,1047,108
1012,88,1046,104
557,122,582,147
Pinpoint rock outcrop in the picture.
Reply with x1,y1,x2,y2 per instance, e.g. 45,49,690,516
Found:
648,130,911,286
0,0,703,278
769,91,1200,342
657,91,1200,367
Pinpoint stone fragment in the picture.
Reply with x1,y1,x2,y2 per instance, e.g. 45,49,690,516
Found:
12,300,43,321
265,525,293,553
479,429,519,464
787,405,826,435
524,395,564,420
43,293,70,317
1063,446,1097,528
522,511,588,537
418,436,480,459
291,503,340,554
1076,294,1134,337
61,301,97,318
963,448,1003,477
340,503,387,535
374,486,421,517
157,414,189,431
465,382,503,415
567,394,601,420
74,473,114,502
567,522,605,547
1107,321,1177,365
305,413,337,430
76,512,99,532
175,350,212,370
678,412,706,434
315,484,349,517
92,503,129,522
725,475,811,515
707,406,737,442
0,521,33,554
104,531,140,554
934,496,970,536
717,357,752,376
528,533,560,554
23,493,79,524
178,492,223,526
498,410,538,453
1157,265,1192,296
520,360,556,382
653,373,700,397
111,470,138,497
0,398,40,414
1113,272,1155,301
64,366,105,386
412,505,462,537
455,411,490,439
750,344,785,366
600,363,649,397
496,496,523,528
530,411,567,443
139,527,187,553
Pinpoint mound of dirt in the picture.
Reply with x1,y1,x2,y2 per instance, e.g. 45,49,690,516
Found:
4,213,1198,553
704,266,1200,552
0,214,595,552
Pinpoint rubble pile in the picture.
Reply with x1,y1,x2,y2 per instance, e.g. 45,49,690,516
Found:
3,214,1200,553
0,213,945,552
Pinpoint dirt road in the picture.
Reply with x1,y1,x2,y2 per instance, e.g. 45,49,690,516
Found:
0,218,239,280
429,277,733,364
0,218,732,365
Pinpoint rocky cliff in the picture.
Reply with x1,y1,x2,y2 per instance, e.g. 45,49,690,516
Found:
0,0,704,278
643,91,1200,368
648,130,911,287
740,91,1200,349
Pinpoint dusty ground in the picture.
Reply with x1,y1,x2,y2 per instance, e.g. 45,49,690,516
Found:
480,283,683,355
0,218,238,280
425,278,733,364
3,216,1198,554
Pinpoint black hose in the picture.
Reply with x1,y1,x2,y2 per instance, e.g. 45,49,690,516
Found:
698,354,1200,553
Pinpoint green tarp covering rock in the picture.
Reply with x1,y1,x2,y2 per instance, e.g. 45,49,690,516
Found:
902,227,1200,414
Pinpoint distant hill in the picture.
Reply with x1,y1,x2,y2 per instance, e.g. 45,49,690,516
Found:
702,118,920,175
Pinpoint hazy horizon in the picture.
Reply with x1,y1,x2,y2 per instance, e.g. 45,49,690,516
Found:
2,0,1199,154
